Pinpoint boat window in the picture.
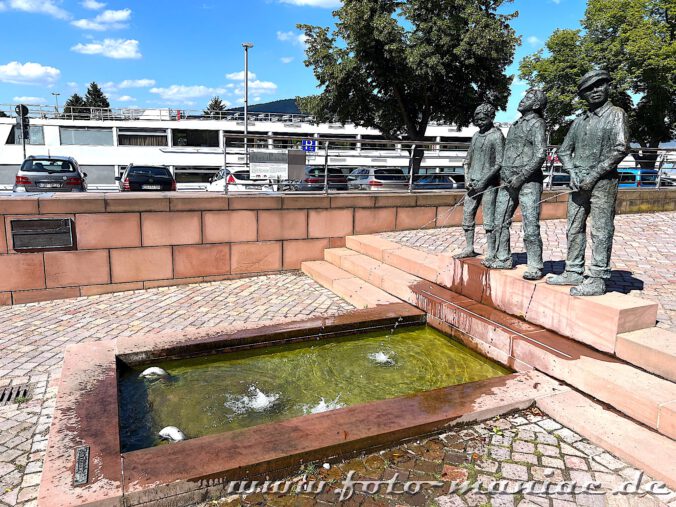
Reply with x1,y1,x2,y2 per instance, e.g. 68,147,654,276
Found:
6,126,45,145
317,134,357,149
60,127,113,146
118,128,168,147
172,129,219,148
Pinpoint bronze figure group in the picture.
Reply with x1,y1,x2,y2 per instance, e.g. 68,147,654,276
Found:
457,69,630,296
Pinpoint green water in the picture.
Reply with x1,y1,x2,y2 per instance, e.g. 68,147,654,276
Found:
118,325,509,451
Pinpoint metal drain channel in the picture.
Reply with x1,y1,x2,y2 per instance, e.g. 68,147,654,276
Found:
0,384,32,406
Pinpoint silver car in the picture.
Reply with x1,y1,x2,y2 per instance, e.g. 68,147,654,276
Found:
13,156,87,193
347,167,409,190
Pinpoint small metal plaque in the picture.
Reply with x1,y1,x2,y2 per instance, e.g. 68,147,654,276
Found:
11,218,75,251
74,446,90,486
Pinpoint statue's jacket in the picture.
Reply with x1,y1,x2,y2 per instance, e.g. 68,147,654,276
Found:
464,126,504,187
501,115,547,184
558,101,630,180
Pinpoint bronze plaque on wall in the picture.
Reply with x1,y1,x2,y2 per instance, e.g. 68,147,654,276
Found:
11,218,76,251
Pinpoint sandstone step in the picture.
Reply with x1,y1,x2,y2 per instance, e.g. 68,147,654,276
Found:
616,327,676,383
301,260,400,309
537,390,676,490
322,249,676,441
344,234,660,355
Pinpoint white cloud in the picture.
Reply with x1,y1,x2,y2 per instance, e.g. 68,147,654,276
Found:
13,96,47,104
149,85,227,101
526,36,542,46
72,8,131,30
6,0,70,19
81,0,104,9
232,80,278,96
0,2,6,11
278,0,340,7
225,70,256,81
71,39,141,59
0,61,60,85
276,30,307,47
67,81,78,89
116,95,135,102
551,0,561,3
281,56,294,64
119,78,155,88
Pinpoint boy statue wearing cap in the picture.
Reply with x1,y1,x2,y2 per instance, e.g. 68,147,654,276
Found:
547,69,630,296
484,88,548,280
454,103,504,260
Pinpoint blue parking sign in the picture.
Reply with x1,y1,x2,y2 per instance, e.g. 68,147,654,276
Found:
301,139,317,152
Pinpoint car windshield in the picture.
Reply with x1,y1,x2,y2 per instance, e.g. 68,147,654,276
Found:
22,159,74,173
129,167,172,177
307,167,345,177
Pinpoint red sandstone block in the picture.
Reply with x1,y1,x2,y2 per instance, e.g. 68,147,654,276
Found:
282,195,329,209
0,292,10,305
230,241,281,274
330,195,375,208
540,201,567,220
80,282,143,297
416,194,457,207
659,401,676,440
435,206,464,227
324,247,358,267
0,223,6,254
38,194,106,214
374,194,417,208
382,245,441,282
202,210,257,243
395,206,437,230
105,193,170,212
482,266,537,318
13,287,80,304
44,250,110,287
332,277,400,308
76,213,141,250
144,277,204,289
458,258,488,302
142,212,201,246
616,327,676,382
301,260,353,289
169,193,229,211
434,255,463,292
110,246,173,283
0,253,45,291
282,238,329,269
258,209,308,241
344,235,399,261
354,208,396,234
329,237,346,248
0,197,39,215
308,208,354,238
228,195,281,210
173,244,230,278
340,253,387,287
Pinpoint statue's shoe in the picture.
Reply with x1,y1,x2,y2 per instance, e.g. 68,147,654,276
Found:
570,277,605,296
454,248,479,259
546,271,584,286
481,257,496,268
484,258,513,269
523,268,543,280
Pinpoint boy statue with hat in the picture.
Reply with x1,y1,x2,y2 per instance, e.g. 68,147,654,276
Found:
547,69,630,296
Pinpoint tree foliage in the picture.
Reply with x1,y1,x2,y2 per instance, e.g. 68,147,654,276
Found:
520,0,675,159
298,0,519,172
63,93,88,118
84,82,110,109
0,111,7,118
204,96,227,117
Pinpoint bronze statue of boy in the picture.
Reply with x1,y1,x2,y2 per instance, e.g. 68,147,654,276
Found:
454,103,504,260
485,88,548,280
547,69,629,296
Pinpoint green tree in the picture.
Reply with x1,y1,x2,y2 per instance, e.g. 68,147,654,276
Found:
204,96,227,118
298,0,519,173
63,93,88,119
520,0,675,167
0,111,7,118
84,82,110,109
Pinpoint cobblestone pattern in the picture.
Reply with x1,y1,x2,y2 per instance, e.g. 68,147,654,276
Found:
203,408,676,507
0,273,354,507
382,211,676,330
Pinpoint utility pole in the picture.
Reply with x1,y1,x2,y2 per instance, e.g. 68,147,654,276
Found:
242,42,254,170
51,92,60,116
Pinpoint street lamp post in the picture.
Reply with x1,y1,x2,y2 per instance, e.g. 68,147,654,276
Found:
242,42,254,170
51,92,60,116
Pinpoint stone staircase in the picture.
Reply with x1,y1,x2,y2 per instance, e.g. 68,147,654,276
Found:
301,233,676,486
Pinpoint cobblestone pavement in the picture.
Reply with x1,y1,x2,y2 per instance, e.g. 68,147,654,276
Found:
203,407,676,507
381,211,676,331
0,273,354,507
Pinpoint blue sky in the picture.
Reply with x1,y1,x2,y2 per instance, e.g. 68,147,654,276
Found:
0,0,587,122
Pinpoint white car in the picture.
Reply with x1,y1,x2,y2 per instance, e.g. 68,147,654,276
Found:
206,168,276,192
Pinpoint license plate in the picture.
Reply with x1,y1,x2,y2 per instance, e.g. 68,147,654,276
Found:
38,183,62,188
142,185,161,190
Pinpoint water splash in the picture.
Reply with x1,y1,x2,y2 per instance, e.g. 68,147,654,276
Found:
224,386,280,415
303,396,344,414
368,351,396,366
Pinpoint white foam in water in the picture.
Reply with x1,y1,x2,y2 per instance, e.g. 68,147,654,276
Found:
224,386,280,415
303,396,344,414
368,351,396,366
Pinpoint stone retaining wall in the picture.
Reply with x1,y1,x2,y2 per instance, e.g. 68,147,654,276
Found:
0,188,673,305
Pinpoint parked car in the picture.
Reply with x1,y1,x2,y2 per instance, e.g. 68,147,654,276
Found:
618,168,659,188
413,173,465,190
206,168,276,192
116,165,176,191
293,166,348,191
347,167,408,191
13,155,87,193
